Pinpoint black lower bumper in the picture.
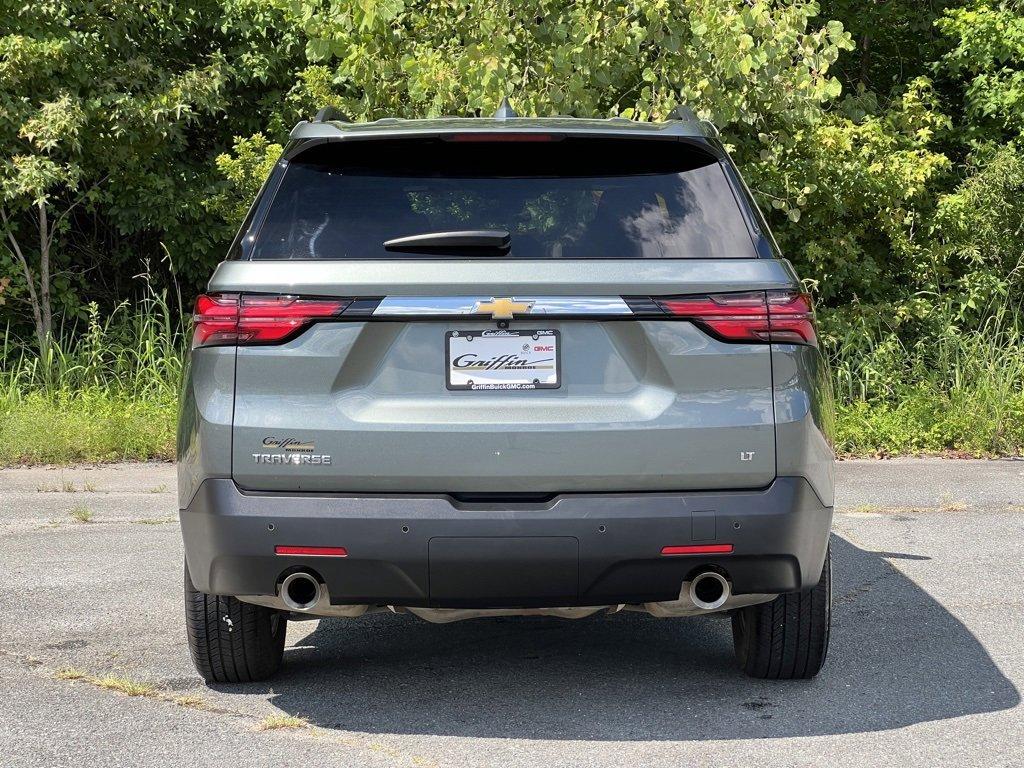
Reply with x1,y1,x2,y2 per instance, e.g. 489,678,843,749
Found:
180,478,832,608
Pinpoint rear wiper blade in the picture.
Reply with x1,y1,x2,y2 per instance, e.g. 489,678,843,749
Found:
383,229,511,256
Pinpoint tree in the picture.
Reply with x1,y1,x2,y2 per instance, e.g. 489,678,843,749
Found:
936,1,1024,143
0,3,229,352
15,0,1018,347
0,1,308,349
213,0,855,252
1,97,90,355
265,0,852,128
818,0,957,96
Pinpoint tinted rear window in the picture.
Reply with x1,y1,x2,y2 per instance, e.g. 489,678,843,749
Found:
250,138,756,260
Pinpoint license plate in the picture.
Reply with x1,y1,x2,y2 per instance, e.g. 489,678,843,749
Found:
446,330,560,391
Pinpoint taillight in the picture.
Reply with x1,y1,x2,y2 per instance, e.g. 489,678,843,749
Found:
765,291,817,345
192,294,351,348
656,290,816,346
192,293,240,348
237,295,351,343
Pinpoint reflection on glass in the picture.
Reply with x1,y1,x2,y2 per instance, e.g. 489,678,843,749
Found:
252,139,755,260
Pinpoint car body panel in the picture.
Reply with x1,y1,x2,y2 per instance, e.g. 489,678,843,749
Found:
180,476,832,602
230,317,776,493
177,346,235,506
772,344,836,507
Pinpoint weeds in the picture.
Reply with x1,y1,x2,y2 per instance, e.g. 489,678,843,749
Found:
172,694,211,711
844,504,883,516
93,675,157,697
1,275,183,465
54,668,156,697
55,671,153,700
54,667,88,680
68,506,94,523
938,495,969,512
825,295,1024,456
53,667,217,715
257,715,309,731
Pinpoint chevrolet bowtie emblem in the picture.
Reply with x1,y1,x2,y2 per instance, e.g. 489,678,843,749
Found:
474,297,534,320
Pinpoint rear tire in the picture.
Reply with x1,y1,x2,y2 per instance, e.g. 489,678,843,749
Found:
184,560,287,683
731,543,831,679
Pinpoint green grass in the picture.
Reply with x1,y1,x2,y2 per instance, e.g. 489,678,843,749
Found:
68,505,95,523
835,388,1024,456
0,390,177,465
1,275,183,466
826,296,1024,457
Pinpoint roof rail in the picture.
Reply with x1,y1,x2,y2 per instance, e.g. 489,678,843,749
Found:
668,105,698,122
313,105,350,123
493,97,518,120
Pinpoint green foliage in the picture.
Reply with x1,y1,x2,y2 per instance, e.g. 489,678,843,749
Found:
937,2,1024,140
819,0,957,91
271,0,852,125
835,390,1024,457
825,295,1024,456
0,0,307,324
207,134,284,225
752,78,952,305
0,272,183,464
935,143,1024,298
2,0,1012,321
0,392,177,465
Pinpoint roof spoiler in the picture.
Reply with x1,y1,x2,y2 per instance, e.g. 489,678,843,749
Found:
668,105,698,122
314,105,350,123
493,97,519,119
309,100,710,130
669,104,719,137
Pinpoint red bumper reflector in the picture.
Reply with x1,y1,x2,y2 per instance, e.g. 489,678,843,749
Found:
274,545,348,557
661,544,734,556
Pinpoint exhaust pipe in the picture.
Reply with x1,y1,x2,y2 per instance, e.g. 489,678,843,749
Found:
279,571,322,611
689,571,731,611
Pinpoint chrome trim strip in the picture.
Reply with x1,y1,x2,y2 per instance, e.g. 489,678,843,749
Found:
373,296,632,316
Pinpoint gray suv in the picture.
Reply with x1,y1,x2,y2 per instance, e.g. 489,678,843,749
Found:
178,106,834,683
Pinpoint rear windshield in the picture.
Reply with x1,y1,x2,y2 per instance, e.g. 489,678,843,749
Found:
250,138,756,260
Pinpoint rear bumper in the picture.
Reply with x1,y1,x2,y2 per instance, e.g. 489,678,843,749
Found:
180,478,832,608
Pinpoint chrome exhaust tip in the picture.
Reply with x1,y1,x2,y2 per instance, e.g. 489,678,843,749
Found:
279,571,322,611
689,571,730,611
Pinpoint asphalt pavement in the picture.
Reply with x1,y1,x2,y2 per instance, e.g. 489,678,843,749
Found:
1,458,1022,767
